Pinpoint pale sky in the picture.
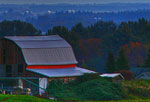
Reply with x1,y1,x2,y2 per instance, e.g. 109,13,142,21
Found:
1,0,150,4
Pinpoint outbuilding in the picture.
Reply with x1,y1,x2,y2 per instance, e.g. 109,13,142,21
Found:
100,73,124,81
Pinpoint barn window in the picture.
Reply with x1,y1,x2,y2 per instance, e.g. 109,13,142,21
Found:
6,65,12,77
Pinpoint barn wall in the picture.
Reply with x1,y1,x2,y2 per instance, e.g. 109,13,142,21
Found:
25,71,46,78
0,39,25,64
0,39,26,77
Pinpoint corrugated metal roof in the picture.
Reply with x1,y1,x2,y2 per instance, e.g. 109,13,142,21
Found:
5,35,63,41
27,67,95,77
5,35,71,48
22,48,77,65
100,73,124,79
14,40,71,48
4,35,77,65
136,72,150,79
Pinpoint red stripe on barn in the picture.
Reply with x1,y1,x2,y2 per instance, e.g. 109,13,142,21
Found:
27,64,76,69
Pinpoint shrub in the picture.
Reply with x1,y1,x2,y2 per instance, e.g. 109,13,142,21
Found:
46,79,67,97
122,80,150,97
74,78,125,100
119,70,134,80
46,77,126,100
46,79,78,99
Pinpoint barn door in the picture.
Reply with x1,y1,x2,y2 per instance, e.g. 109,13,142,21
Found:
39,78,48,95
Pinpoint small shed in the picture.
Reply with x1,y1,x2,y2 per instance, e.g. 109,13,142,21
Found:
100,73,124,81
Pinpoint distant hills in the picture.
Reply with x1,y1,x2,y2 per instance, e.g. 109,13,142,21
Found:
0,3,150,13
0,3,150,31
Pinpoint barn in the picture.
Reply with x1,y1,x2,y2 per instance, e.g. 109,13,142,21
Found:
0,35,94,94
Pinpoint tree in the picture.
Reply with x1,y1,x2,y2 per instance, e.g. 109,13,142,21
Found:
71,23,88,39
49,26,70,38
144,49,150,67
48,26,80,49
0,20,38,36
116,48,130,71
106,50,116,73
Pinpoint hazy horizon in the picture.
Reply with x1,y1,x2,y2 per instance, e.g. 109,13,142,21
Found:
1,0,150,4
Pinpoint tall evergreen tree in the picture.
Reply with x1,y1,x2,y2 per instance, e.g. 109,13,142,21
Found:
144,49,150,67
116,48,130,71
71,23,88,39
106,50,116,73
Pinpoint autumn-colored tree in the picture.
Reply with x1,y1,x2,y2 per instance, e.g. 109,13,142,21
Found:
121,42,145,67
78,38,101,61
119,70,134,80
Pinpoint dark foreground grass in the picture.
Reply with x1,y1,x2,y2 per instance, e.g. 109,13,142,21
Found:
87,99,150,102
0,94,149,102
0,94,55,102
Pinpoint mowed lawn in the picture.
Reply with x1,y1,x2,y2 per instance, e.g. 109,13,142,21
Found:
0,95,55,102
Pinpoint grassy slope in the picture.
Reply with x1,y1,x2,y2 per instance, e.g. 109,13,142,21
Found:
0,80,150,102
0,95,55,102
86,80,150,102
0,95,149,102
87,99,150,102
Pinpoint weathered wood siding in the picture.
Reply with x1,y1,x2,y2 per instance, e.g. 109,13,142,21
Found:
0,39,26,77
0,39,25,64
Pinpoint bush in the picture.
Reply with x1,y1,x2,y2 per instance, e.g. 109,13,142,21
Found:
46,77,126,100
74,78,125,100
46,79,78,99
122,80,150,97
119,70,134,80
46,80,67,97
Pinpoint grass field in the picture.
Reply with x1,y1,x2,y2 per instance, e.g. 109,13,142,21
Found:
65,99,150,102
93,99,150,102
0,95,149,102
0,95,54,102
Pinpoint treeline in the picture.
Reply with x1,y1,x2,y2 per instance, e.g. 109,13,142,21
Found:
47,18,150,72
0,20,40,36
1,19,150,72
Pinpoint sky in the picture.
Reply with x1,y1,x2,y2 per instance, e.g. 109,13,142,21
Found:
1,0,150,4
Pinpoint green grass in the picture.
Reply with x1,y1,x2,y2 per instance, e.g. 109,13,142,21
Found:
85,99,150,102
0,94,55,102
0,94,150,102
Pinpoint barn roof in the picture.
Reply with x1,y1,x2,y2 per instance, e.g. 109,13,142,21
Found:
5,35,78,65
136,72,150,79
27,67,95,77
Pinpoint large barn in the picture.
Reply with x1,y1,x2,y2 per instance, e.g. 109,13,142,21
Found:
0,35,94,94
